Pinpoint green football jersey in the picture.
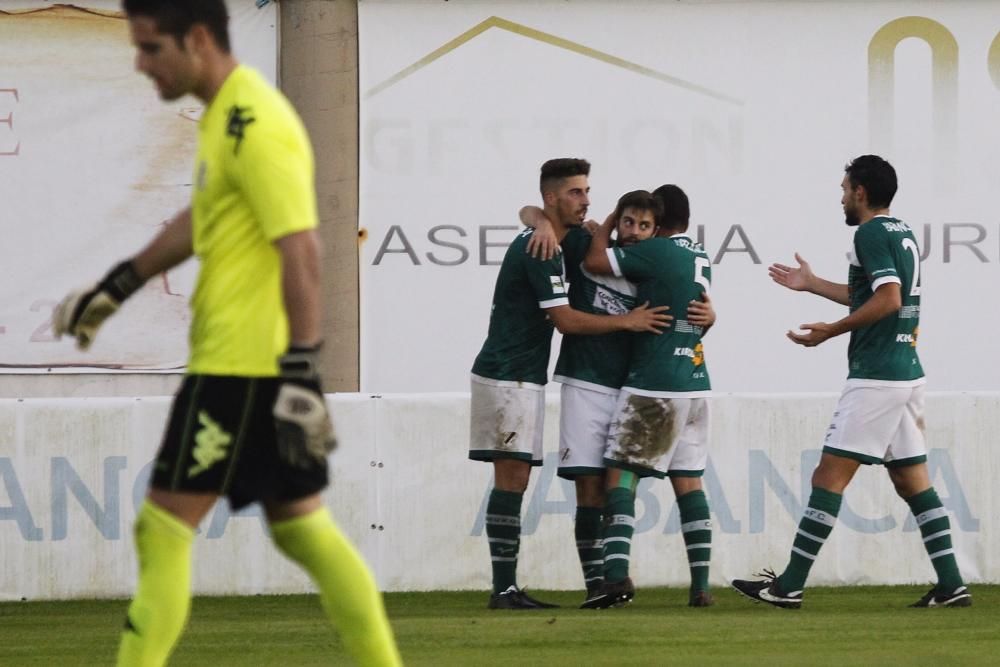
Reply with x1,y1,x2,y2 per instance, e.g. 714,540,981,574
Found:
471,228,569,385
609,234,712,396
847,216,924,382
554,228,638,392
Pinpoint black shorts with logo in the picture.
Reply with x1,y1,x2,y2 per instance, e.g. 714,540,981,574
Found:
152,375,329,510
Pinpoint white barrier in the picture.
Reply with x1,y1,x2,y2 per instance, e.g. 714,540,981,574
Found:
0,393,991,600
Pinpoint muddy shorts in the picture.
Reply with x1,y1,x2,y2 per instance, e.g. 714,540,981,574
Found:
468,374,545,466
604,390,710,478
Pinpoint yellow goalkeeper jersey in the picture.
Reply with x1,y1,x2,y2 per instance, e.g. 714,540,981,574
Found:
187,65,318,376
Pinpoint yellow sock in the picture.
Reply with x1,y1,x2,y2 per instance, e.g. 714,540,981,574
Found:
117,501,195,667
271,508,402,667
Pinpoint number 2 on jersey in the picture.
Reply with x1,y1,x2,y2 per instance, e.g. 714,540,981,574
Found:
900,238,921,297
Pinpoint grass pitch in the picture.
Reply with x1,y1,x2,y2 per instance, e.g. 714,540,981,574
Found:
2,586,997,665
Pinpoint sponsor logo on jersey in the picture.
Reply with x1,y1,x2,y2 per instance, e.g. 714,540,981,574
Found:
673,343,705,367
550,276,566,294
593,286,628,315
225,105,256,155
896,327,918,347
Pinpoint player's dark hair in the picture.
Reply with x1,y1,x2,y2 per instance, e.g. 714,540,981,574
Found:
614,190,663,224
539,158,591,194
652,184,690,232
123,0,231,53
844,155,897,209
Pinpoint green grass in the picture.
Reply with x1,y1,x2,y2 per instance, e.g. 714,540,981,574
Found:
1,586,997,666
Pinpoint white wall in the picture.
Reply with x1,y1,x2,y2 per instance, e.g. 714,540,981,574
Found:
359,1,1000,393
0,393,991,600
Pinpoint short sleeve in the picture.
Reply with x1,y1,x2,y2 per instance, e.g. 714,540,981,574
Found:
227,104,318,241
524,254,569,309
610,242,659,282
855,226,901,291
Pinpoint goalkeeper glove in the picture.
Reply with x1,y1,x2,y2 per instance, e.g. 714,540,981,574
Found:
52,260,146,350
273,344,337,467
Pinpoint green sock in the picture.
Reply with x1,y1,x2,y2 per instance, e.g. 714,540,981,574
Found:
485,489,523,593
575,506,604,590
271,507,401,667
677,490,712,593
117,501,194,667
603,487,636,583
776,487,842,595
906,488,964,591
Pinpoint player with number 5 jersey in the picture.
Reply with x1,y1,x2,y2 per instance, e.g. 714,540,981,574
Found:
611,226,712,397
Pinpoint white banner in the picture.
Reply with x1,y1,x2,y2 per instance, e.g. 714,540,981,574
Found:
0,393,991,600
359,1,1000,393
0,1,277,372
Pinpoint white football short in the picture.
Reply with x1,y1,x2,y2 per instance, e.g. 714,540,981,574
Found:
605,389,710,478
468,374,545,465
557,382,618,478
822,380,927,467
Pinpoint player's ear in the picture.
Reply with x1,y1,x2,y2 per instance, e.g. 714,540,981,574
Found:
541,189,556,207
187,23,214,54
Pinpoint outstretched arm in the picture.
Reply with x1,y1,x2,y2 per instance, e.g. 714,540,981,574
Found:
132,207,194,278
768,252,849,306
53,207,194,350
788,282,901,347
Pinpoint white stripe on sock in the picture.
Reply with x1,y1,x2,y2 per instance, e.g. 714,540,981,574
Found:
796,528,826,544
922,529,950,543
681,520,712,533
791,546,817,561
915,507,948,526
485,513,521,527
686,543,711,551
609,514,635,527
802,507,836,527
929,548,955,560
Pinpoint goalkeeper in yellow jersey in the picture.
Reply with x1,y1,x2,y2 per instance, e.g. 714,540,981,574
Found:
52,1,401,665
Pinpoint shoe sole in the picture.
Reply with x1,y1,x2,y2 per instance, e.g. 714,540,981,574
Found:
730,583,801,610
928,595,972,608
580,594,633,610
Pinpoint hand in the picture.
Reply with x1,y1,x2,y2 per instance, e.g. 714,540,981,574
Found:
687,292,715,329
273,345,337,467
582,218,600,235
623,301,672,333
52,261,145,350
526,217,560,260
787,322,835,347
768,253,814,292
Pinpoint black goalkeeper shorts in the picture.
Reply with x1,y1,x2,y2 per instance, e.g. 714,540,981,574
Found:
151,374,329,510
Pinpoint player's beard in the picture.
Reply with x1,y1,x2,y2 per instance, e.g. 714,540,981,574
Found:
844,208,860,227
